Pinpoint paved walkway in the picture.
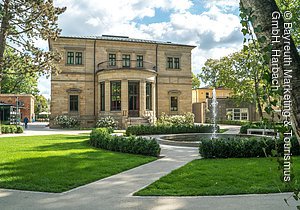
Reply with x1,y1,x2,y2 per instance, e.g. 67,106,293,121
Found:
0,123,298,209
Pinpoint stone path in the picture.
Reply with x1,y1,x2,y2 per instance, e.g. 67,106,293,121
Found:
0,123,298,209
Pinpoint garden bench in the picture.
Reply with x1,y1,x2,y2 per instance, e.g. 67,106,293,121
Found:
247,128,275,135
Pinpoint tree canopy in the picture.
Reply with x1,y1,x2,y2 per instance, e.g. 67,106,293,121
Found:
0,0,66,93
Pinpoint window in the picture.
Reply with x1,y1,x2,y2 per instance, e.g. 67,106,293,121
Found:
67,51,83,65
67,52,74,64
136,55,143,68
146,82,152,110
100,82,105,111
167,57,180,69
206,92,209,98
69,95,79,112
226,108,248,121
109,54,116,66
167,57,173,68
122,54,130,67
174,58,180,69
170,96,178,111
75,52,82,64
111,81,121,111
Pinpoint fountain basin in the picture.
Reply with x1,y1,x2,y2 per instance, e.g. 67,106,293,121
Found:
152,133,270,147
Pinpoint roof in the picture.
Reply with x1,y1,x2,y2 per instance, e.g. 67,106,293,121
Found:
57,35,196,48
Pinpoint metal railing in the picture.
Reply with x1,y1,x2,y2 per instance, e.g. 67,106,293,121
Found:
97,60,156,71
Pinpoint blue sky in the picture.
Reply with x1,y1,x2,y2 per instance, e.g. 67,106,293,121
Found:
38,0,243,99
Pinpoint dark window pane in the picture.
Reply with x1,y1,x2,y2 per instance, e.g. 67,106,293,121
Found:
69,95,78,112
174,57,180,69
122,54,130,67
109,54,116,66
146,82,152,110
75,52,82,64
111,81,121,111
170,96,178,111
67,52,74,64
137,55,143,68
167,57,173,68
100,82,105,111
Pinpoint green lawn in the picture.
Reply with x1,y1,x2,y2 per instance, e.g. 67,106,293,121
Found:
135,157,300,196
0,135,156,192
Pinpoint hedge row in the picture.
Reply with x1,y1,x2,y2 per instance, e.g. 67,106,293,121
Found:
240,122,284,134
217,120,249,126
90,128,160,157
1,125,24,134
199,136,300,158
126,124,218,136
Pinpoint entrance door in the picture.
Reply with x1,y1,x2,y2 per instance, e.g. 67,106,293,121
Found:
128,82,139,117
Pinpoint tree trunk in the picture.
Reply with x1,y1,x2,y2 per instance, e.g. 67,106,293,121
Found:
240,0,300,140
254,80,264,120
0,0,10,94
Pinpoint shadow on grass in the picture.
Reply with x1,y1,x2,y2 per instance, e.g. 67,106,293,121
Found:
0,150,155,193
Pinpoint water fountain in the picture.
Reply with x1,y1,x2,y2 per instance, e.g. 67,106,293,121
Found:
211,87,218,139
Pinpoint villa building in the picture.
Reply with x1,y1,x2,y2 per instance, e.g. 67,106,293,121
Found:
49,35,195,128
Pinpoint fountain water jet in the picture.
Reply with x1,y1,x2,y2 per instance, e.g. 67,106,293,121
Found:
211,87,218,139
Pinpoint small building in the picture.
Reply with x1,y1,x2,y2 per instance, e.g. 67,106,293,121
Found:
192,87,258,123
0,94,35,122
49,35,196,128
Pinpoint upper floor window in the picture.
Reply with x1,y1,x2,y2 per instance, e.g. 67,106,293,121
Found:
109,54,116,66
69,95,79,112
67,51,83,65
206,92,209,98
167,57,180,69
136,55,143,68
122,54,130,67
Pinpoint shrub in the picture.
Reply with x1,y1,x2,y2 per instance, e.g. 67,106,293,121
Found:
90,128,160,157
54,115,79,128
1,125,23,134
96,116,118,130
157,112,194,126
240,122,284,134
199,136,300,158
126,124,218,136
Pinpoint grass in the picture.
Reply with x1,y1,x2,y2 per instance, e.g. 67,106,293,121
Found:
218,129,228,133
0,135,156,192
135,157,300,196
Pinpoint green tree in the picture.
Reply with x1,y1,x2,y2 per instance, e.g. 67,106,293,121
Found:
1,47,39,94
34,94,48,115
0,0,66,93
240,0,300,139
200,45,268,119
192,73,201,89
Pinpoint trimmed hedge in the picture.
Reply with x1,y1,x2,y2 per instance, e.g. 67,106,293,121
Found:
217,120,249,126
199,136,300,158
126,124,218,136
1,125,24,134
90,128,160,157
240,122,284,134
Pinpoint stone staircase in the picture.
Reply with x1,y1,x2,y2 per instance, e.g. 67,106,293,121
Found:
126,117,151,127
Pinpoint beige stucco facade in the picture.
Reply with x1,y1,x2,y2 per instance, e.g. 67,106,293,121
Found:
49,35,195,128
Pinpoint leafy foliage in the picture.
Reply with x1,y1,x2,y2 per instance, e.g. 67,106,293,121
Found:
126,124,217,136
96,116,118,129
34,94,48,115
1,125,23,133
90,128,161,157
54,115,79,128
192,73,200,89
157,112,194,126
0,0,66,92
199,136,300,158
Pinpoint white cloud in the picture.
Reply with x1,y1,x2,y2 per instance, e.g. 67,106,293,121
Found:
37,0,243,97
